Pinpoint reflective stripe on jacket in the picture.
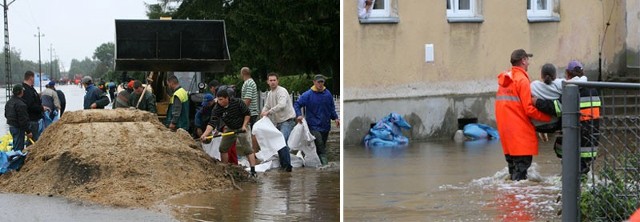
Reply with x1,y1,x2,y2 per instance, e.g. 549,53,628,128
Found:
578,87,601,157
166,87,190,130
495,66,551,156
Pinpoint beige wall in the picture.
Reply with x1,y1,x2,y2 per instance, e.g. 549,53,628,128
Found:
344,0,626,101
626,0,640,69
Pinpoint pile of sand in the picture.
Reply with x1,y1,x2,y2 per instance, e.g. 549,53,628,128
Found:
0,109,248,207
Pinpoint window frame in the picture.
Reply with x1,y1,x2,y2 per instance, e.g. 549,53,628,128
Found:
527,0,553,18
446,0,475,18
359,0,399,24
526,0,560,23
446,0,483,23
370,0,391,18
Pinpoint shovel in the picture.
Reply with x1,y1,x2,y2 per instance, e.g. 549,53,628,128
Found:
201,129,246,144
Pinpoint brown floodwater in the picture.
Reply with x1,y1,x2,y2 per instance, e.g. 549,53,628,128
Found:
165,165,340,221
344,139,563,221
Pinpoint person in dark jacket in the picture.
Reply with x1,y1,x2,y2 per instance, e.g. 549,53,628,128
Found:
128,80,157,113
200,89,256,176
21,71,43,144
54,86,66,117
82,76,110,109
114,80,134,109
165,75,189,131
5,84,32,151
293,74,340,165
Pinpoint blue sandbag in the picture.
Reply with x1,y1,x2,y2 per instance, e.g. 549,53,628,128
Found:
364,112,412,148
463,123,499,140
0,150,26,174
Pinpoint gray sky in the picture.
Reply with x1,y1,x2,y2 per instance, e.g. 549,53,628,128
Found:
6,0,149,71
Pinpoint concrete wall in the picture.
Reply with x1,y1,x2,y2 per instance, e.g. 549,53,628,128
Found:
343,0,627,145
626,0,640,70
344,92,495,145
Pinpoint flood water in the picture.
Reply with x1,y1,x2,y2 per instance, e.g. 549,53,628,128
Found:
0,84,340,221
344,139,563,221
165,165,340,221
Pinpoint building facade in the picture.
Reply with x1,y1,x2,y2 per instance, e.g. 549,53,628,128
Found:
344,0,634,145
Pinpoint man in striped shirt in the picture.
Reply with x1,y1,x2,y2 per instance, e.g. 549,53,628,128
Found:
241,67,260,153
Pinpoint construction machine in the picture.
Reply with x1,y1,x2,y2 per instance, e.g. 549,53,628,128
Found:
114,19,231,131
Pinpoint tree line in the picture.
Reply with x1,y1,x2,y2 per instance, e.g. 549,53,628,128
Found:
4,0,339,95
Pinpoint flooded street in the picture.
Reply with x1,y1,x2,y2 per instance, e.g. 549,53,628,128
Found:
344,139,563,221
165,166,340,221
0,84,340,221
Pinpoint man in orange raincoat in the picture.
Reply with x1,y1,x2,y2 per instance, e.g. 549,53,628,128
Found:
495,49,551,181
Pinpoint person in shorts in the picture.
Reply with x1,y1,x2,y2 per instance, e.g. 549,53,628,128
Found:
200,89,257,176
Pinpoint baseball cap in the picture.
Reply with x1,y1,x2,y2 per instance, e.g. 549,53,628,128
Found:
314,74,327,82
510,49,533,64
201,94,214,106
12,84,23,95
566,60,583,72
47,81,55,87
81,76,92,84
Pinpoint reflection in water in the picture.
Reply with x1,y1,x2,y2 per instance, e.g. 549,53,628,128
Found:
167,166,339,221
345,140,562,221
364,145,408,158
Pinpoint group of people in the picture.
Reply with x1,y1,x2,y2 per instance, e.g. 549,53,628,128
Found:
197,67,340,176
496,49,600,181
5,71,67,151
6,68,339,177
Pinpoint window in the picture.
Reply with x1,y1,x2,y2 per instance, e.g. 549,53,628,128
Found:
527,0,559,22
527,0,552,17
446,0,483,23
358,0,399,24
370,0,390,18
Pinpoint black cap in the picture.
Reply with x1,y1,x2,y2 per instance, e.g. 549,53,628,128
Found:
510,49,533,65
314,74,327,82
12,84,23,95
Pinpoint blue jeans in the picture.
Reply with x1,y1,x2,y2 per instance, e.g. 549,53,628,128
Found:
28,121,41,146
9,126,25,151
276,119,295,168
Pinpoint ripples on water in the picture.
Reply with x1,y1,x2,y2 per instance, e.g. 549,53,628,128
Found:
345,140,563,221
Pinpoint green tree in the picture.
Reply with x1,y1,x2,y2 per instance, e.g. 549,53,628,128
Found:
167,0,340,95
145,0,181,19
92,42,116,81
68,58,98,79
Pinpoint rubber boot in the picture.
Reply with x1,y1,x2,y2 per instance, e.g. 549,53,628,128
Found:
320,154,328,165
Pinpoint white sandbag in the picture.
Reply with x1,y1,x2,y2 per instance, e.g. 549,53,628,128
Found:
254,160,273,172
202,137,222,161
288,119,316,150
287,119,321,167
252,118,286,161
290,154,304,168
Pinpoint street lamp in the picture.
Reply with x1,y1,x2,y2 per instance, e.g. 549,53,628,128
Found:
48,43,53,81
34,26,44,92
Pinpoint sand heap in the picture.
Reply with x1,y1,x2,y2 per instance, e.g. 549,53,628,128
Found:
0,109,247,207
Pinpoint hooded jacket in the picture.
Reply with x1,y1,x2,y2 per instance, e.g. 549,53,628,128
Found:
495,66,551,156
294,85,338,133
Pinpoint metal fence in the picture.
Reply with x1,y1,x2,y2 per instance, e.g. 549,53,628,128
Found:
258,91,341,118
561,81,640,221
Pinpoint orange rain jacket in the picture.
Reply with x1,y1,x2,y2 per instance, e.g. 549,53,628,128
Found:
495,66,551,156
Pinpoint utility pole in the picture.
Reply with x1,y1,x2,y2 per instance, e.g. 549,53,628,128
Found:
1,0,16,102
48,43,53,81
34,27,44,92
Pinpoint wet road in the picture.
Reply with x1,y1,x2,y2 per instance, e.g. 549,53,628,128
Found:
344,139,563,221
0,193,176,221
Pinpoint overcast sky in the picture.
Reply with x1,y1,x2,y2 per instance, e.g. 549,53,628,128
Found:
6,0,149,71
